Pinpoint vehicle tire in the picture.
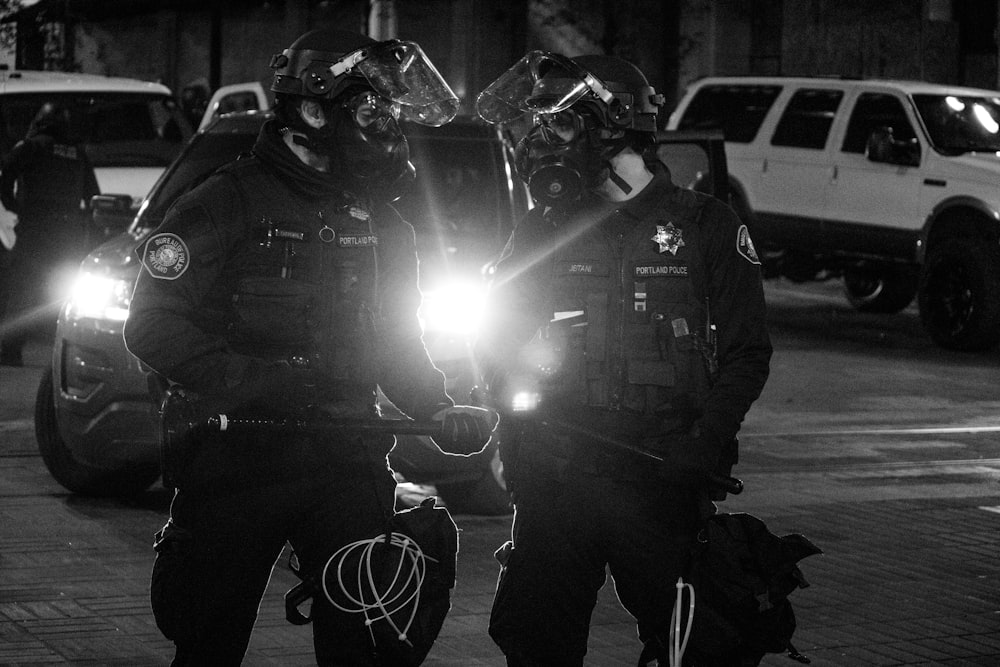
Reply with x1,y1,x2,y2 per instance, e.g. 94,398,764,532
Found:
843,263,918,314
35,366,160,496
917,238,1000,351
434,446,511,516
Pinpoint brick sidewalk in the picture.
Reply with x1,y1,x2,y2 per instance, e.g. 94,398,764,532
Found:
2,340,1000,665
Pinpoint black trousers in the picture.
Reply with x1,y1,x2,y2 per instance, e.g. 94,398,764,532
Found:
150,433,397,666
488,464,700,666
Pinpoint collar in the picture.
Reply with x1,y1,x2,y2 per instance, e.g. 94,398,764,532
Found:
252,119,358,203
611,163,677,222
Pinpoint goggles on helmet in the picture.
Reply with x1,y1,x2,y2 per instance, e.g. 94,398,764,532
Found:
342,90,401,133
285,39,459,127
476,50,616,126
533,109,590,145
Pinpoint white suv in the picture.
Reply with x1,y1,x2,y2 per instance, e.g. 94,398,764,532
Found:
667,76,1000,351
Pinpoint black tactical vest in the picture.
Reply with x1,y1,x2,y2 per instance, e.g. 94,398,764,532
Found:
220,160,382,386
536,195,714,421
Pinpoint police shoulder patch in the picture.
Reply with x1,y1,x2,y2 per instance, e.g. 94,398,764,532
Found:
736,224,760,265
142,232,190,280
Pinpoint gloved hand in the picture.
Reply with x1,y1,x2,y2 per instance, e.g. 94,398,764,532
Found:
656,424,723,486
429,405,499,456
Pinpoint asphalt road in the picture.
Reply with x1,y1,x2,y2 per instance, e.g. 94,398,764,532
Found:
2,278,999,665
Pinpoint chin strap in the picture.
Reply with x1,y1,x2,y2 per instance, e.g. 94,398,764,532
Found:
607,165,632,195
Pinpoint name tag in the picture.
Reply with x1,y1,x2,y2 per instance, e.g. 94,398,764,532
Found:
554,260,609,276
337,234,379,248
634,264,688,277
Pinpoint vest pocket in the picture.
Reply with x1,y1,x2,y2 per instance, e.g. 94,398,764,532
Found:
231,277,313,347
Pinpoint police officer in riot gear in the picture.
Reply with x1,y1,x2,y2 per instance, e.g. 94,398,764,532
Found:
124,29,496,665
476,52,772,666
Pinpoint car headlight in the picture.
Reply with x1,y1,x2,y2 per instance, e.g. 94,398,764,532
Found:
64,270,132,322
419,277,489,336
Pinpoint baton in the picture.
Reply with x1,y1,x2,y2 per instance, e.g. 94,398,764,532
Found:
202,414,443,437
543,415,744,495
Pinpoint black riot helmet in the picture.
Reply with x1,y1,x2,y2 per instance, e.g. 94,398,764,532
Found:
28,101,72,142
476,51,664,207
476,51,663,134
270,28,460,126
269,29,459,199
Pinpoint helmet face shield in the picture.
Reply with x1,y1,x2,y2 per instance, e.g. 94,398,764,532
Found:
351,40,459,127
475,50,615,125
272,37,459,127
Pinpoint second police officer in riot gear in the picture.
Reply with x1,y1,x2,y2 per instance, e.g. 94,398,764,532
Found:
124,29,496,665
475,52,772,665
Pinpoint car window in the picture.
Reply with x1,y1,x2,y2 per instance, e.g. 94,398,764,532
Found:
0,92,193,167
911,93,1000,154
396,130,507,272
656,142,713,194
841,92,917,153
139,130,256,227
675,84,782,143
770,88,843,149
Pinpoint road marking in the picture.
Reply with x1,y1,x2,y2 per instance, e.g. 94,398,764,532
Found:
978,506,1000,515
743,425,1000,438
0,418,33,432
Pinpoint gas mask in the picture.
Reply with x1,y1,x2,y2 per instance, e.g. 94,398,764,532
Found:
476,50,663,208
296,90,413,192
514,107,626,208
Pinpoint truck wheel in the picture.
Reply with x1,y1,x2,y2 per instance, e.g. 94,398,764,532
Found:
918,238,1000,351
843,264,918,314
35,365,160,496
435,446,511,515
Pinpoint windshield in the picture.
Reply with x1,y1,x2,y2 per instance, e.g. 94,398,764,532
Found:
0,92,193,167
912,93,1000,154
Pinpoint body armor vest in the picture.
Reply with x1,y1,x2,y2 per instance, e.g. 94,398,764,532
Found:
220,159,381,386
534,197,714,424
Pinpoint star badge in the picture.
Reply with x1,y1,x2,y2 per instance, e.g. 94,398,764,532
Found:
652,222,685,255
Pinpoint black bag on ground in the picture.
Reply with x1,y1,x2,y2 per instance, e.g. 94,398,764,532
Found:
684,512,821,666
284,496,458,667
640,512,822,666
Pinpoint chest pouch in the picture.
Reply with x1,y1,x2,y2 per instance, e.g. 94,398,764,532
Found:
624,297,711,418
311,217,380,385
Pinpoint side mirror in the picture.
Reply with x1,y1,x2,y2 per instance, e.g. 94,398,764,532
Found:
90,194,135,240
865,126,919,167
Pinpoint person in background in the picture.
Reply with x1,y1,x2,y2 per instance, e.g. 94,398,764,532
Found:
475,51,772,665
0,101,99,366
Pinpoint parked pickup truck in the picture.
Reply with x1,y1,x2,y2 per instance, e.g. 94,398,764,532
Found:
668,76,1000,351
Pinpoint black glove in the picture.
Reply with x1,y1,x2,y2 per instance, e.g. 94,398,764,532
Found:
428,405,499,456
656,424,723,486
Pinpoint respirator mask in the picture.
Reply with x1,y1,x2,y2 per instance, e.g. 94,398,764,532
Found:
476,50,663,209
304,89,413,189
514,107,622,208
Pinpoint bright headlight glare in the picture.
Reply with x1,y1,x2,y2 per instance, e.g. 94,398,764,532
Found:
66,271,131,321
419,279,488,335
510,390,540,412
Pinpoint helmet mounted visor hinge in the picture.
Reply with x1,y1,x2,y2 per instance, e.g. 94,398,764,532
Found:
330,48,369,78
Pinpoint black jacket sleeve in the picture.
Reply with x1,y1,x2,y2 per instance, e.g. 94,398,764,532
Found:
123,174,253,393
696,197,772,448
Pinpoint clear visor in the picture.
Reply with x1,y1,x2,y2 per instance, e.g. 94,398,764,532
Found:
334,40,459,127
476,50,614,125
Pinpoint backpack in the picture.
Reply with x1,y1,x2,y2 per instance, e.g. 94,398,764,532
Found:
640,512,822,666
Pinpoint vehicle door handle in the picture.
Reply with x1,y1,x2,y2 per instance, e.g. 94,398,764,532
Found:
762,158,768,173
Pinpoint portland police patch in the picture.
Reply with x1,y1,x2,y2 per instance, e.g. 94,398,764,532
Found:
142,233,190,280
736,224,760,265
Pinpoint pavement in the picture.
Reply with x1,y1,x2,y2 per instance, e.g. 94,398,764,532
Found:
2,337,999,666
